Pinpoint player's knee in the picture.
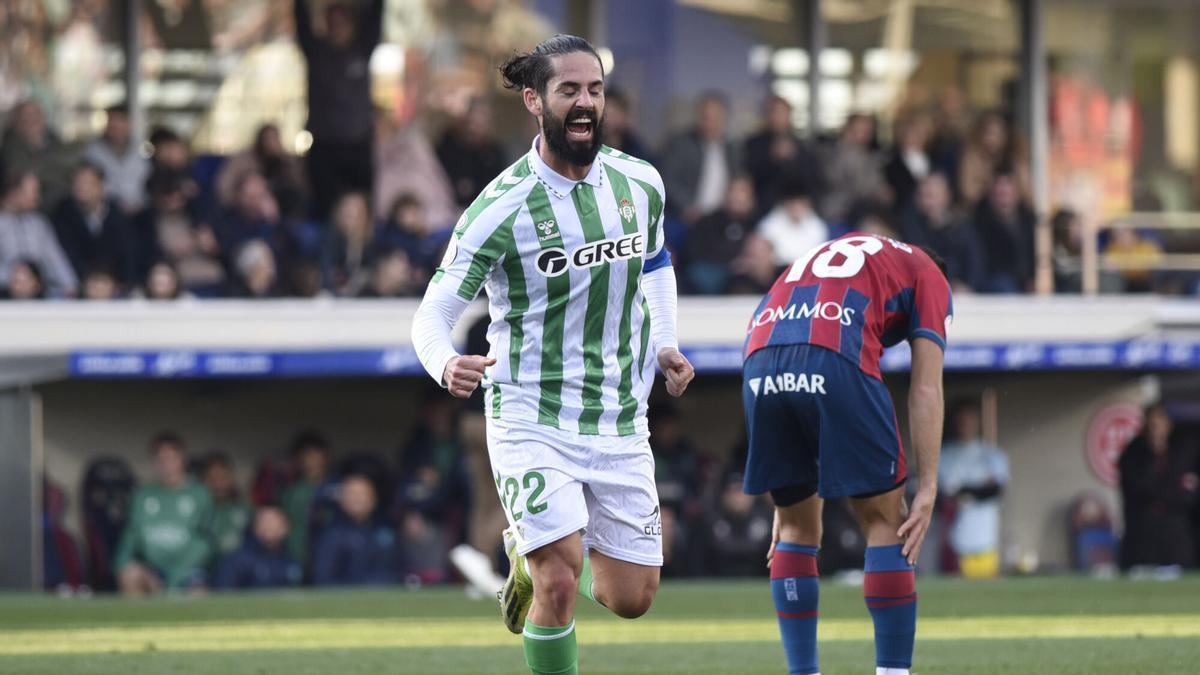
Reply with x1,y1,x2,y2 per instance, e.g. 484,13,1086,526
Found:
534,564,580,610
609,577,658,619
779,521,822,546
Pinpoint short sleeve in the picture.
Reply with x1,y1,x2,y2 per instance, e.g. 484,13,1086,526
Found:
908,265,953,350
430,208,519,301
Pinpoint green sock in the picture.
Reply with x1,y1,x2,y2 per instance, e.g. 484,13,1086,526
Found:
577,556,596,604
523,619,578,675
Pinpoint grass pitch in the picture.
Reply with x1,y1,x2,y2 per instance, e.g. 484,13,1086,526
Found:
0,576,1197,674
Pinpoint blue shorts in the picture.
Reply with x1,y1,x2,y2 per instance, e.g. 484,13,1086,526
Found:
742,344,907,499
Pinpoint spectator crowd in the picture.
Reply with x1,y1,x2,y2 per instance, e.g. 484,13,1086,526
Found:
0,0,1183,301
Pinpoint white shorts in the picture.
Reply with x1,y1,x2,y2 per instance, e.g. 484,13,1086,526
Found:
486,418,663,567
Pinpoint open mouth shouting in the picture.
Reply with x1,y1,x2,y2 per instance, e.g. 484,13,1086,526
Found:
566,111,597,143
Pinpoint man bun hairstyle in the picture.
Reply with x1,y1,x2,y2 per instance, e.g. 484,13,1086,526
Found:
499,34,603,95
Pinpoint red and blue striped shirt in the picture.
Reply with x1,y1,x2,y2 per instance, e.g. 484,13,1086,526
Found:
744,232,953,380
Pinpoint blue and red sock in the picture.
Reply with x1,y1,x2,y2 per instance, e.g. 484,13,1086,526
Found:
771,543,820,675
863,544,917,670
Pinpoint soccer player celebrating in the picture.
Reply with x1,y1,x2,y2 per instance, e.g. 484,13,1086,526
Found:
742,233,952,675
412,34,694,675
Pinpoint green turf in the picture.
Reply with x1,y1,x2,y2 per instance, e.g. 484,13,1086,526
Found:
0,577,1196,674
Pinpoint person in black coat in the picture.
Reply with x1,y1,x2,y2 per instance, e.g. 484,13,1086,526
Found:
51,163,138,286
743,95,822,217
883,114,933,215
971,171,1037,293
1119,404,1199,569
899,173,985,292
311,474,403,586
215,506,302,589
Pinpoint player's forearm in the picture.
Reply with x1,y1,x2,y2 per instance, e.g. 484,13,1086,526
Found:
642,266,679,353
412,284,470,385
907,381,943,492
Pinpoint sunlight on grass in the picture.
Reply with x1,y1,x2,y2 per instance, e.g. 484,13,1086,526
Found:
2,614,1196,655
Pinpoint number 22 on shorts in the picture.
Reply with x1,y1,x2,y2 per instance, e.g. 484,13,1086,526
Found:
495,471,549,521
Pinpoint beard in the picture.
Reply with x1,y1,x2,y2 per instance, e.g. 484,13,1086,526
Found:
542,103,605,168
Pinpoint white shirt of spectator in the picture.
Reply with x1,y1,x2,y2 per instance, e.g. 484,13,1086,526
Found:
758,203,829,267
939,439,1010,556
694,140,729,215
902,149,930,182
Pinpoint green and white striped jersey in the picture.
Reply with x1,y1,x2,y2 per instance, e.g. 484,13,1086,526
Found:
431,139,668,436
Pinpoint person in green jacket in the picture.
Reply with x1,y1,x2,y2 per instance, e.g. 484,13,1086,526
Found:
115,432,214,595
280,430,335,567
203,452,251,561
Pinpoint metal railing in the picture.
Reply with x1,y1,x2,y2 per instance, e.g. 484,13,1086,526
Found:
1075,212,1200,294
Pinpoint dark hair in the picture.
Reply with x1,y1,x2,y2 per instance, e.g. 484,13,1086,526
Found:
499,34,603,95
2,168,34,198
203,451,233,471
388,192,422,219
106,104,130,117
149,431,186,455
10,258,44,284
698,90,730,109
290,429,331,457
74,160,105,181
145,169,186,198
148,126,181,147
919,245,950,280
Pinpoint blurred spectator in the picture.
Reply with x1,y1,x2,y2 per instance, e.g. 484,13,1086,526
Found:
820,113,885,227
0,171,77,296
216,124,310,221
928,87,970,186
958,112,1030,206
82,266,120,300
43,478,85,592
133,170,224,293
883,113,933,214
215,506,302,590
83,105,149,215
357,249,419,298
938,400,1010,579
0,100,77,210
148,127,194,175
650,405,705,576
51,162,138,286
972,172,1036,293
321,191,373,295
1069,492,1117,573
1,259,44,300
312,474,402,586
899,173,985,292
374,118,460,230
294,0,383,220
602,89,652,161
202,452,251,558
230,239,280,299
436,98,509,209
1119,404,1198,570
373,192,447,283
281,431,336,568
726,233,780,295
661,92,740,223
395,396,472,584
1051,208,1084,294
142,261,186,301
743,95,821,215
114,433,214,595
1103,227,1164,294
683,175,756,294
757,178,828,267
700,473,774,577
213,172,286,265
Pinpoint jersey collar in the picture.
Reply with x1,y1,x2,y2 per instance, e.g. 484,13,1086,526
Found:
528,135,604,199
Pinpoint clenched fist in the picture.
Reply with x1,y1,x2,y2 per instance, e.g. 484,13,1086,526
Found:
657,348,695,397
443,355,496,398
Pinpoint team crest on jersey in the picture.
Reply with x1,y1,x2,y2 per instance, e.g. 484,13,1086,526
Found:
618,198,635,224
536,219,559,242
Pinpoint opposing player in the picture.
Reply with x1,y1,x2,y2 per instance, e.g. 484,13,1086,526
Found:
742,233,951,675
411,34,694,675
